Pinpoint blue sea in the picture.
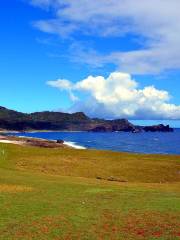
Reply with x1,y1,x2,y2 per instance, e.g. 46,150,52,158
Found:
10,129,180,155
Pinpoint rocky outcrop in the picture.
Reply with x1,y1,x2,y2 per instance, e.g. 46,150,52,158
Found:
143,124,173,132
90,119,135,132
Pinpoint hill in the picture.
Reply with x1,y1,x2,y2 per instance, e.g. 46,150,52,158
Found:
0,106,173,132
0,106,135,131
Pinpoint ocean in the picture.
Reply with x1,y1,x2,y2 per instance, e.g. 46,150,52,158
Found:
10,129,180,155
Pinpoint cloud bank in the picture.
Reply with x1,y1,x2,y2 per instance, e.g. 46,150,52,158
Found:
47,72,180,120
29,0,180,74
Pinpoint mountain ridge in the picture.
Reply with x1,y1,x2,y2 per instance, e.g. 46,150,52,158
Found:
0,106,173,132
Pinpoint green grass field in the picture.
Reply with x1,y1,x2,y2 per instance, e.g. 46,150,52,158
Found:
0,143,180,240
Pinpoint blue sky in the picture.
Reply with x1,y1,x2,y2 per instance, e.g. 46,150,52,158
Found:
0,0,180,126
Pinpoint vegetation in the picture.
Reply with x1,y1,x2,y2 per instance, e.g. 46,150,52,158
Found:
0,106,92,131
0,142,179,239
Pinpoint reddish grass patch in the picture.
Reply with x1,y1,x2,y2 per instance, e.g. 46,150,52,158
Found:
93,210,180,240
0,211,180,239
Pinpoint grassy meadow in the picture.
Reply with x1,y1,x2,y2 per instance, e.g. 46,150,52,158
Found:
0,143,180,239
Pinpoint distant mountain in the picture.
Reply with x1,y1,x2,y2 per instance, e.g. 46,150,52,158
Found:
0,106,173,132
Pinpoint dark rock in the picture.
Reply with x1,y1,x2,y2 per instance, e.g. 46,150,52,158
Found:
143,124,173,132
57,139,64,144
96,176,103,180
90,119,135,132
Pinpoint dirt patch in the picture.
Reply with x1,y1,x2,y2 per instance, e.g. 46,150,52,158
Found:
0,184,33,193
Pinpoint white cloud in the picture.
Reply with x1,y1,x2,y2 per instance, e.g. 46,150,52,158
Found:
47,71,180,119
29,0,180,74
48,79,78,101
48,79,73,90
33,20,78,38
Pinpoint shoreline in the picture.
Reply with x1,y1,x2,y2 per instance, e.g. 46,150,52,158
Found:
1,134,180,156
1,130,180,155
0,135,71,149
0,132,87,150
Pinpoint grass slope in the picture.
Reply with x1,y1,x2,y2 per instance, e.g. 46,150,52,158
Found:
0,143,180,240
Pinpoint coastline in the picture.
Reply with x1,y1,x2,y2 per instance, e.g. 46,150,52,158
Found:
1,133,180,156
63,141,86,149
1,129,180,155
0,134,87,150
0,134,70,149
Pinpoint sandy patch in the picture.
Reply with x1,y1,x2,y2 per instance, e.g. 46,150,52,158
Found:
0,184,33,193
0,139,24,145
0,135,68,148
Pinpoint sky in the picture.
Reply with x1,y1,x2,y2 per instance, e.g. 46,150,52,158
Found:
0,0,180,126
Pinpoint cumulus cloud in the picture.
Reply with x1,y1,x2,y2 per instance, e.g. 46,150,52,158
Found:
47,72,180,119
29,0,180,74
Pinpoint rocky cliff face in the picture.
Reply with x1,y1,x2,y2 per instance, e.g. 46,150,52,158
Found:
89,119,135,132
143,124,173,132
0,106,173,132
